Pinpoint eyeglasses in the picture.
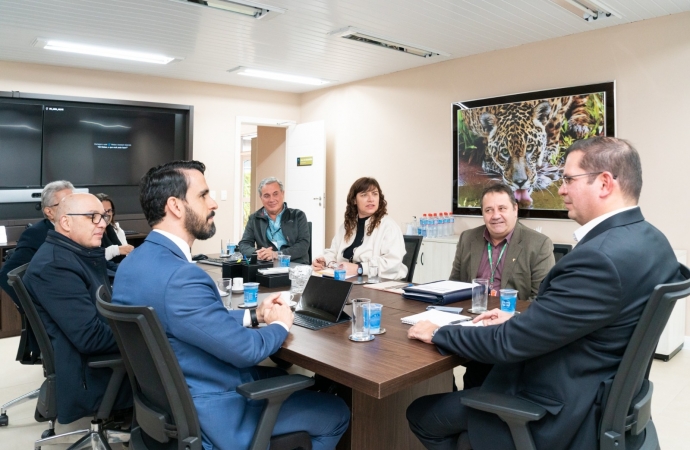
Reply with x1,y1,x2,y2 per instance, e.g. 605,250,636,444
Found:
66,212,112,224
47,203,60,208
558,172,617,187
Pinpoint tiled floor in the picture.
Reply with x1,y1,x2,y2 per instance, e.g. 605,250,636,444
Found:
1,336,689,449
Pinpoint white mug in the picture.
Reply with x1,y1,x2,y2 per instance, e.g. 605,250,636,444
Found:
232,277,244,290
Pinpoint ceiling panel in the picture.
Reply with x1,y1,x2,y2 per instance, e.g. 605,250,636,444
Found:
0,0,688,93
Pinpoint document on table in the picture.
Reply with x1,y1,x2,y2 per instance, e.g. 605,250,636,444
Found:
409,280,474,294
363,281,412,294
401,309,472,326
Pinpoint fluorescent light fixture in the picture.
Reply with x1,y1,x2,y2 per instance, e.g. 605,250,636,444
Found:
33,39,179,64
228,66,331,86
184,0,285,20
553,0,622,21
329,27,448,58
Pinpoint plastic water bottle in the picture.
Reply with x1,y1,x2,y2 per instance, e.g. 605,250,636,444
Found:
448,212,455,236
420,214,428,237
444,213,451,236
429,213,436,238
435,213,443,237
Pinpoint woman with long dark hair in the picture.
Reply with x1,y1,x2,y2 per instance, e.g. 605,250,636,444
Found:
96,193,134,263
313,177,407,280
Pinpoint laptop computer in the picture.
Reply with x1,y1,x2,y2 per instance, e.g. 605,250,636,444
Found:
292,276,353,330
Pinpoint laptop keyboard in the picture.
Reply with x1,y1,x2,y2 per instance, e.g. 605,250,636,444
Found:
198,257,226,266
293,313,339,330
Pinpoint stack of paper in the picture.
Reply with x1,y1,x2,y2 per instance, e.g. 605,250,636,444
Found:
401,309,471,326
258,267,290,275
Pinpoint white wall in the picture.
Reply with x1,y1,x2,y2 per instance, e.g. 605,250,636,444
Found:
300,12,690,333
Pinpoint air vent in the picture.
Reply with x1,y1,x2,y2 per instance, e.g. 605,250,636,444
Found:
329,27,448,58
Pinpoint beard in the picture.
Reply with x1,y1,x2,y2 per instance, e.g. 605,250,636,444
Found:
184,206,216,240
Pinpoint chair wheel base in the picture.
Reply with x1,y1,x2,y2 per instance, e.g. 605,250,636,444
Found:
41,428,55,439
0,413,8,426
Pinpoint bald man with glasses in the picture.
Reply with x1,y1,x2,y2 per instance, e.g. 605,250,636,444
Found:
24,193,131,425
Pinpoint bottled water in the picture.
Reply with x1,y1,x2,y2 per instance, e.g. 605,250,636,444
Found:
420,214,428,237
449,212,455,235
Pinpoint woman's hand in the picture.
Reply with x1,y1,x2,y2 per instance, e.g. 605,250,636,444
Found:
312,257,327,270
119,245,134,256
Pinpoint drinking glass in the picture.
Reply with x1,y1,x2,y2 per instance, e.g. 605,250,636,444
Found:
350,298,373,341
288,265,312,308
471,278,489,313
367,261,380,284
499,289,518,314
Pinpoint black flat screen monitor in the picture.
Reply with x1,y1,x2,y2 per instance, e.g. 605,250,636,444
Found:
295,276,353,323
41,105,183,186
0,102,43,188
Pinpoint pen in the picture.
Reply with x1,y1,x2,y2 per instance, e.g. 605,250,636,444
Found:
449,319,466,325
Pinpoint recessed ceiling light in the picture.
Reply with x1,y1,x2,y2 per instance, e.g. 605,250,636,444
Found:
33,39,180,64
183,0,285,20
228,67,331,86
329,27,449,58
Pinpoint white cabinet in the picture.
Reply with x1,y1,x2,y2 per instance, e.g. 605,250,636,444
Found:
412,236,459,284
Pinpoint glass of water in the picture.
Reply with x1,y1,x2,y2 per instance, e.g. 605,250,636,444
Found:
289,265,312,309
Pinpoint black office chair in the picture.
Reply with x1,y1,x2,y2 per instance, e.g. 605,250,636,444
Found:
552,243,573,263
457,263,690,450
402,235,423,282
0,250,43,428
7,264,130,449
307,221,313,265
96,288,314,450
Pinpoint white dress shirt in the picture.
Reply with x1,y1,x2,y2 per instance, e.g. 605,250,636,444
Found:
573,206,638,245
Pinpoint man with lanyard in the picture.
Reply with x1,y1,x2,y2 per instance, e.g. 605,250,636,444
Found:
448,183,555,389
238,177,311,264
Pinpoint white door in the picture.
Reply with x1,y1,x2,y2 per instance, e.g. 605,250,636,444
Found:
284,121,326,260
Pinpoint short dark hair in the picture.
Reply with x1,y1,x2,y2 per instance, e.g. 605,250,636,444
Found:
139,160,206,226
565,136,642,201
479,184,517,209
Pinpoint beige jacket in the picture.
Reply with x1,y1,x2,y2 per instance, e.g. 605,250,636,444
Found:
322,216,408,280
449,222,554,300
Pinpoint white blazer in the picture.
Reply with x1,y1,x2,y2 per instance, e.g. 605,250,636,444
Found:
322,216,408,280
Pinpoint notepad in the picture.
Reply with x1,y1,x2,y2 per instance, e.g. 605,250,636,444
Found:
401,309,472,326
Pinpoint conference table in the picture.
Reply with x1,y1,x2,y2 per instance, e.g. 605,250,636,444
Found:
200,262,528,450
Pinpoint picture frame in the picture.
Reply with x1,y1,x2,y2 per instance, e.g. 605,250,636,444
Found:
452,82,615,219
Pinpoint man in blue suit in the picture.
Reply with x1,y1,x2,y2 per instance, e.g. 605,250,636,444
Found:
406,137,684,450
113,161,349,450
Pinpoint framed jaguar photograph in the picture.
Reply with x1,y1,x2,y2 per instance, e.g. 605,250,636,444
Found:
452,82,615,219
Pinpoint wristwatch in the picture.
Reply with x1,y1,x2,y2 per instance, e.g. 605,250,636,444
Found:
249,309,259,327
357,263,363,275
431,327,440,339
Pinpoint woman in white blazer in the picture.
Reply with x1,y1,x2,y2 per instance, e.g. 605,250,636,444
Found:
313,177,408,280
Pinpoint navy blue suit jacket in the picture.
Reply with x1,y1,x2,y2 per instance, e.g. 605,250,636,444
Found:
24,231,131,423
433,208,683,449
112,231,289,449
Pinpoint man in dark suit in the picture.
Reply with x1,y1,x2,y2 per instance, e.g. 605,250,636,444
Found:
449,183,555,389
24,193,131,424
113,161,349,450
0,180,74,311
406,137,684,450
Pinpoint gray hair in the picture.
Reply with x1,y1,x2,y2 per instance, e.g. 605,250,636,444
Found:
41,180,75,216
257,177,284,196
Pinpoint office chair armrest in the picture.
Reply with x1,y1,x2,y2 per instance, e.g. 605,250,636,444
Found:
461,391,546,423
237,374,314,401
87,353,123,370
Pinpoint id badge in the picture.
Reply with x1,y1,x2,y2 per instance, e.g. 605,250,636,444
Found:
490,289,498,297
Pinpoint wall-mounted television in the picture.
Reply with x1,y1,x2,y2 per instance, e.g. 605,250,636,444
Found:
452,82,615,220
0,92,192,222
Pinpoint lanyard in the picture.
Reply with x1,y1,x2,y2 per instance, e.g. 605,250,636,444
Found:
267,224,282,249
487,241,507,289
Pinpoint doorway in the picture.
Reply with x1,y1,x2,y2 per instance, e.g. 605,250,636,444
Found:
234,117,326,259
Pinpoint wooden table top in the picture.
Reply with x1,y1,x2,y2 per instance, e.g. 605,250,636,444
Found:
200,263,529,399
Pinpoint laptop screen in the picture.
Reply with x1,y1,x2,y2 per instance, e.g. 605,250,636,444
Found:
295,276,353,322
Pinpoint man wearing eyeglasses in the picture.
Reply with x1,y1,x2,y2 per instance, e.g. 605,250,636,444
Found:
24,193,132,425
0,180,74,313
407,137,684,450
